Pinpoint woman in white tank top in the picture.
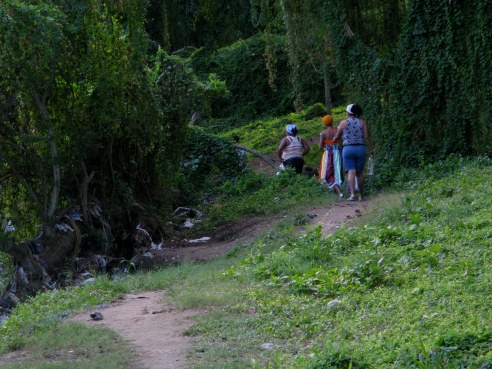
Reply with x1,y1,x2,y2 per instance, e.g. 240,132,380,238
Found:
276,124,310,174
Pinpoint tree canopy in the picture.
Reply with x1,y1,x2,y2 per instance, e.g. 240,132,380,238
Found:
0,0,490,276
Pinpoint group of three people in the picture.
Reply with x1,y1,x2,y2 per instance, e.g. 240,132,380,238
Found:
276,103,373,201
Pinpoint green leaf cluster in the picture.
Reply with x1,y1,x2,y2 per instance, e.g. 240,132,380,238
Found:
324,0,492,177
0,1,196,244
227,156,492,367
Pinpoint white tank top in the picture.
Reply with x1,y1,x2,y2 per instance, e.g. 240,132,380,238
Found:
282,136,303,160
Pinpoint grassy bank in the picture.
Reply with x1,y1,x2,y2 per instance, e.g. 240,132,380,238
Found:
224,103,347,168
1,156,491,368
182,156,492,368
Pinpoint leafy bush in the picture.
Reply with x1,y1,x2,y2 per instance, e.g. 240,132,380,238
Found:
226,157,492,368
180,127,246,203
190,33,293,121
396,332,492,368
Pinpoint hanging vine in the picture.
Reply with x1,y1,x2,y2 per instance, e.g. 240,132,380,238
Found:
323,0,491,179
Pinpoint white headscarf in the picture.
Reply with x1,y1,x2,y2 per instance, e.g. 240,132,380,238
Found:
286,124,298,135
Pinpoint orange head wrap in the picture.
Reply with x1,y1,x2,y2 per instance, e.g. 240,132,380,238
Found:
322,115,333,126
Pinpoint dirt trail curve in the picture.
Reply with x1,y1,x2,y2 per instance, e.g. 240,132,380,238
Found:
0,199,372,369
71,199,372,369
71,291,203,369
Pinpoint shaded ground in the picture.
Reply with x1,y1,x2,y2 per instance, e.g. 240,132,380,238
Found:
0,196,375,369
71,291,204,369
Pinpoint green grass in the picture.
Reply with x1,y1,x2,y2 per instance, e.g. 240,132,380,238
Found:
224,103,347,168
1,156,490,369
0,323,133,369
196,168,338,230
224,157,492,368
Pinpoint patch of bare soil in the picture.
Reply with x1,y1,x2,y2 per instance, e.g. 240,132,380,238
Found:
150,215,280,265
84,198,369,369
0,196,377,369
150,197,369,266
71,291,203,369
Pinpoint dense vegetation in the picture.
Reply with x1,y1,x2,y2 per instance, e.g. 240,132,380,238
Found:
0,0,491,367
1,0,490,241
1,157,491,369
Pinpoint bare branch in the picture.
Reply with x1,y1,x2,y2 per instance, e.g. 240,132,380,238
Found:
235,144,279,170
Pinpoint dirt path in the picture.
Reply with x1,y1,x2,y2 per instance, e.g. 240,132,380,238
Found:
71,291,203,369
70,198,372,369
0,197,376,369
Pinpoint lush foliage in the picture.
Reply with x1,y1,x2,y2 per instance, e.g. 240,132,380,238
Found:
324,0,492,174
222,156,492,368
0,1,195,248
190,34,294,122
180,127,247,203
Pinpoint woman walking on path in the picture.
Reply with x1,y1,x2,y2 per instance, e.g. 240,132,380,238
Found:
318,115,344,197
276,124,310,174
333,104,373,201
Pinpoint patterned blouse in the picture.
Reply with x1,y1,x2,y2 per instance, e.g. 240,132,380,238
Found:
343,118,364,146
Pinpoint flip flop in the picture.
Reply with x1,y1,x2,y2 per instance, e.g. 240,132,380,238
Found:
347,195,356,201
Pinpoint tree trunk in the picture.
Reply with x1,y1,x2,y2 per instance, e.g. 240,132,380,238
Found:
280,0,304,111
323,29,333,115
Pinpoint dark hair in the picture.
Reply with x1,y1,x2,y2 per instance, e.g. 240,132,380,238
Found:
351,104,363,117
291,127,298,136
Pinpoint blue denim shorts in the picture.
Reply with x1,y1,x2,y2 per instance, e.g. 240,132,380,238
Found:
342,145,366,173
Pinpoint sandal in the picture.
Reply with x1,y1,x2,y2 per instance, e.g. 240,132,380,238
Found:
347,195,356,201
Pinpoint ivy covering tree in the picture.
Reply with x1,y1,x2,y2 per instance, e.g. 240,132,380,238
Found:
323,0,492,174
245,0,491,166
0,0,194,297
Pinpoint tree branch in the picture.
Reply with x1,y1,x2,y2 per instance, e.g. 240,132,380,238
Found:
235,144,279,170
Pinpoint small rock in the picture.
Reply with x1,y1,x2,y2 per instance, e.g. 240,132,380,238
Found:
327,299,342,308
82,278,96,285
261,343,278,350
90,311,104,321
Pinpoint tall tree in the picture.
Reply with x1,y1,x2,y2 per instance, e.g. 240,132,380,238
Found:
0,0,194,299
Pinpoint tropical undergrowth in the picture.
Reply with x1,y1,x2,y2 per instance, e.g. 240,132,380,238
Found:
1,156,490,369
217,155,492,368
224,103,346,169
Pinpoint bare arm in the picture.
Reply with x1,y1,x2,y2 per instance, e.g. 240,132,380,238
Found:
332,120,346,142
318,133,325,149
276,138,288,160
302,138,310,156
360,119,374,153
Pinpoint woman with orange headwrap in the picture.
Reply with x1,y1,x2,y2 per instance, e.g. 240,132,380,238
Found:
319,115,344,197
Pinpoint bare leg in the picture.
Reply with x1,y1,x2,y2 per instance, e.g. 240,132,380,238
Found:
347,170,356,198
357,172,365,200
333,184,343,197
